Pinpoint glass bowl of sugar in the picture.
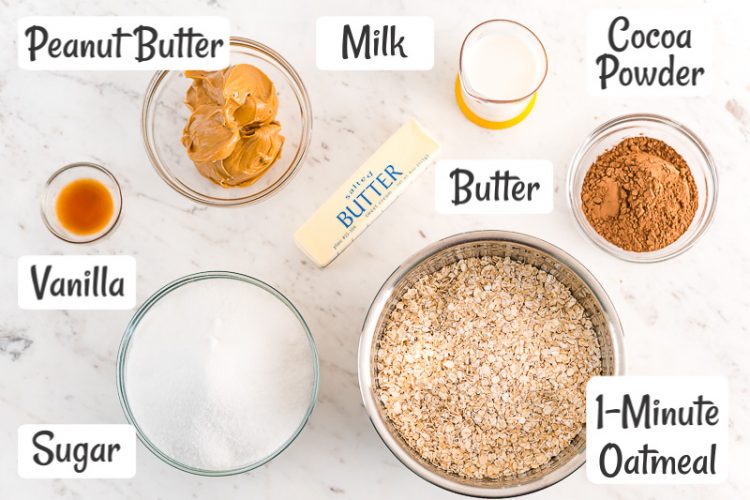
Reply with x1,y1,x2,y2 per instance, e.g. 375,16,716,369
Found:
116,271,319,475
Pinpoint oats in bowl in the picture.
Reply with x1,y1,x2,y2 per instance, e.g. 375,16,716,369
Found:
375,255,602,480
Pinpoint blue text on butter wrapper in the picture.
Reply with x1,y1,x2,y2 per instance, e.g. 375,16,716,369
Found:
336,165,403,228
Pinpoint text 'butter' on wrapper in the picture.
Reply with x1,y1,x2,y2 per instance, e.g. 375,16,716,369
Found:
294,119,440,267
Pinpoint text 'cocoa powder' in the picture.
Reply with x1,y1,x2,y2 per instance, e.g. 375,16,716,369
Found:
581,136,698,252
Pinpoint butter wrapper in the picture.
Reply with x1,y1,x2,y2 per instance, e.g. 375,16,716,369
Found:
295,119,440,267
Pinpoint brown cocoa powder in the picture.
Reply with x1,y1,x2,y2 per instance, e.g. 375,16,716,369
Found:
580,136,698,252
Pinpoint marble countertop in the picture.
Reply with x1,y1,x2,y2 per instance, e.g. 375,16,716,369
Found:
1,0,749,498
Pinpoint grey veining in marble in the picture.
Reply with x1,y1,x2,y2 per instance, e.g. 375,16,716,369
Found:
1,0,749,498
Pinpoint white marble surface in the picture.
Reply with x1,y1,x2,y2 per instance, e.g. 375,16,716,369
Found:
1,0,749,498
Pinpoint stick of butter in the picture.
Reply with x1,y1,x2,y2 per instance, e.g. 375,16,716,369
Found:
295,119,440,267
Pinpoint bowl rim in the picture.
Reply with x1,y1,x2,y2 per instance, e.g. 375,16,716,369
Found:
357,230,625,498
566,113,719,263
116,270,320,476
141,36,313,207
40,161,123,244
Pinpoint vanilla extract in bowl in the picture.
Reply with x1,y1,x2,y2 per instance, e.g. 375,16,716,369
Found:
41,162,122,244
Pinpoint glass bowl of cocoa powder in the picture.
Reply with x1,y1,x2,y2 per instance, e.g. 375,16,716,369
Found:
568,114,718,263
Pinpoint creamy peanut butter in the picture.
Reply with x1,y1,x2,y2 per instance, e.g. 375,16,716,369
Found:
181,64,284,187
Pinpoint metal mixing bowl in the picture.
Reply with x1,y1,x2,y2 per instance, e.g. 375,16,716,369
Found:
358,231,625,497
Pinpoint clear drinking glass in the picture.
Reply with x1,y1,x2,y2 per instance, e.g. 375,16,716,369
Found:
456,20,548,129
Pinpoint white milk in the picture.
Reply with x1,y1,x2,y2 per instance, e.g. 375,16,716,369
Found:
463,32,544,100
458,21,547,124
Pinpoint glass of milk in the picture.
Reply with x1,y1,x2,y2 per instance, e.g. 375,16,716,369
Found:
457,20,548,128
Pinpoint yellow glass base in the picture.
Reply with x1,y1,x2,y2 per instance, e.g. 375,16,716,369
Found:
454,76,537,129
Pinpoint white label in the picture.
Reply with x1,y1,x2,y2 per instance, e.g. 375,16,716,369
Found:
18,16,229,70
435,160,553,214
316,16,434,70
18,424,136,479
587,10,711,96
18,255,136,310
586,376,728,484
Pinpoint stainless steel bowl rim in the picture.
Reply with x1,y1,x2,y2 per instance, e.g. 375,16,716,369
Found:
358,230,625,498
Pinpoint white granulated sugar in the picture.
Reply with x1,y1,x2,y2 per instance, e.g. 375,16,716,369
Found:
125,278,315,471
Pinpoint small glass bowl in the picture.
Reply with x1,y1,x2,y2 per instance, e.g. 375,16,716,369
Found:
567,114,718,262
116,271,320,476
142,37,312,206
41,162,123,244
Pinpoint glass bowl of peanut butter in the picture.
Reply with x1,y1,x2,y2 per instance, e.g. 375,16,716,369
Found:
142,37,312,206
